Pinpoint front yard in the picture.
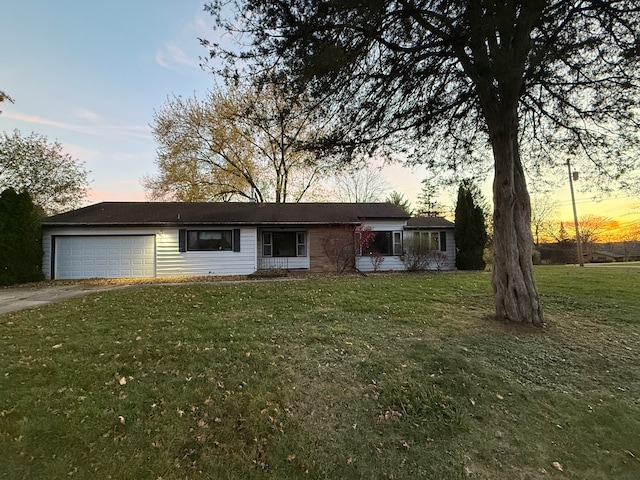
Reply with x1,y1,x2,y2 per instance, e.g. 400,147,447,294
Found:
1,267,639,479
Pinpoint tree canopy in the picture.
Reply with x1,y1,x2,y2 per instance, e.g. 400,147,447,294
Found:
144,84,328,203
333,165,389,203
0,130,89,215
204,0,640,324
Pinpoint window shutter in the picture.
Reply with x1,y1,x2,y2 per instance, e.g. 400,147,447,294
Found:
440,231,447,251
178,229,186,252
233,229,241,252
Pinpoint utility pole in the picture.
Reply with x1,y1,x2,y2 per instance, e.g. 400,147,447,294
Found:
566,159,584,266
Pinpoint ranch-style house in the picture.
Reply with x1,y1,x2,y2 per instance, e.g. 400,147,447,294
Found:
41,202,455,280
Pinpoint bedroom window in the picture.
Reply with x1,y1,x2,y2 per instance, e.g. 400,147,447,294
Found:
262,231,307,257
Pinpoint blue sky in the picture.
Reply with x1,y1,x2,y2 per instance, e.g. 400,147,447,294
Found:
0,0,222,202
0,1,428,206
1,1,637,233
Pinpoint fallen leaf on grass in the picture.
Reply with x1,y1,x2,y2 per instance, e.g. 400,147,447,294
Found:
287,454,296,461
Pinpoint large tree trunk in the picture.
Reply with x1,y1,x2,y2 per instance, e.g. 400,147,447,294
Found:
489,108,544,325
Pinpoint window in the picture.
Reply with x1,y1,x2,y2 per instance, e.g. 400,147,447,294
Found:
297,232,307,256
178,229,240,252
263,232,273,257
361,231,402,256
411,231,446,251
393,232,403,255
188,230,232,251
262,231,307,257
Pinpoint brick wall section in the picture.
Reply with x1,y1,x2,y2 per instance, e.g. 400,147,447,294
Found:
309,225,356,273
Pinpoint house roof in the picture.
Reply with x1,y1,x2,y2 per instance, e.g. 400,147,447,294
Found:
405,216,455,229
42,202,411,227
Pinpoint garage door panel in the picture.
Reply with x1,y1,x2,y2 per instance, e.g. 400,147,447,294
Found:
55,236,156,279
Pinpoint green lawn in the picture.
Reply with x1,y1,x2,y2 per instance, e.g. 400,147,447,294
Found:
1,267,639,479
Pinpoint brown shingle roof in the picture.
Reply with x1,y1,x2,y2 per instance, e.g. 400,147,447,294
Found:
43,202,410,227
405,216,455,228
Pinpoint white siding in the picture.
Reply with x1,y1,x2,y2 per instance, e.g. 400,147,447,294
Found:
356,255,405,272
156,228,257,277
361,220,407,231
42,227,258,280
441,229,456,270
258,256,310,270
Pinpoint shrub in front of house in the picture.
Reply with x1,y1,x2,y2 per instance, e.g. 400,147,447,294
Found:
401,239,450,271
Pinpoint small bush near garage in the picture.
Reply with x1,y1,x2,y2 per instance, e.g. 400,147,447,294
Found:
0,188,44,285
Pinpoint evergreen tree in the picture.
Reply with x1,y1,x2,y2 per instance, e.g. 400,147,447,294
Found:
455,182,488,270
416,173,443,217
386,191,412,215
0,188,44,285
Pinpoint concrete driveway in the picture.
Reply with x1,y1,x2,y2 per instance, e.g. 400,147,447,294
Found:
0,283,127,315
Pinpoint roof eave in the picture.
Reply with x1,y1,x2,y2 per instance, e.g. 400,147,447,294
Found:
42,221,363,228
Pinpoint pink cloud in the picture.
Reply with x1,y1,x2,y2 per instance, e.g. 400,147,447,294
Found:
3,111,151,140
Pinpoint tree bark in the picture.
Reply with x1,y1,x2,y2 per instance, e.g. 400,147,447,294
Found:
489,108,544,325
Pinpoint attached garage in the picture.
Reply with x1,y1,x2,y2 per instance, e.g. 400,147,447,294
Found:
54,235,156,279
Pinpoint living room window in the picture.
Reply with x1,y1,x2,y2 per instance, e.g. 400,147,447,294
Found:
187,230,232,251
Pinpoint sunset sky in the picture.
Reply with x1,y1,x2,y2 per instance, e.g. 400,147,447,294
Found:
1,1,638,239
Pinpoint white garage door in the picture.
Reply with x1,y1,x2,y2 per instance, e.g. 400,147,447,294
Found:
54,236,156,279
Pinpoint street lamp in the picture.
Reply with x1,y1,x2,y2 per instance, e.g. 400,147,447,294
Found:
566,159,584,267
